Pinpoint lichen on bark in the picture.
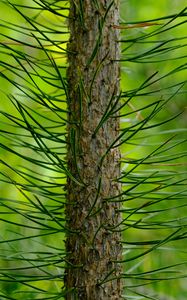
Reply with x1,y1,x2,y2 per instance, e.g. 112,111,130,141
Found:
64,1,123,299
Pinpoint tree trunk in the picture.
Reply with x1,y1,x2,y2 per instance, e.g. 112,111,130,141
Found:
65,1,122,299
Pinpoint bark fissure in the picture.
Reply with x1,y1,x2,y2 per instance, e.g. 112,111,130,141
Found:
65,1,122,299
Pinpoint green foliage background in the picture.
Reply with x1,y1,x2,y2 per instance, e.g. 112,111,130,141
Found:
0,0,186,299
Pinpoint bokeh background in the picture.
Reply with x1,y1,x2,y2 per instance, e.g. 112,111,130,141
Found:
0,0,186,299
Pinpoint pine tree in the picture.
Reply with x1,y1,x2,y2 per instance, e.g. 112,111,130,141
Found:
0,1,186,300
64,1,122,298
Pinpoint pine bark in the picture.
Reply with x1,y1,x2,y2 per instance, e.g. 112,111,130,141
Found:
65,1,122,299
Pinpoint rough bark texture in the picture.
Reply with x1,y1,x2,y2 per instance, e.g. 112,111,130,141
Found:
65,1,122,299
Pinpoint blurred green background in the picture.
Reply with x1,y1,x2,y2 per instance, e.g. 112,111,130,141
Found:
0,0,186,299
